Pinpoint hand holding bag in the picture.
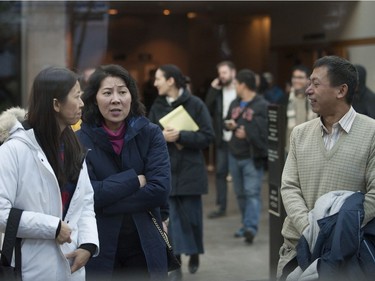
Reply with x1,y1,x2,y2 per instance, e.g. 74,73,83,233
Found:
148,211,181,272
0,208,23,281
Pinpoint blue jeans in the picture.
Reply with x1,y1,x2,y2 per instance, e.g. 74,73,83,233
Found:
215,142,229,212
228,153,264,235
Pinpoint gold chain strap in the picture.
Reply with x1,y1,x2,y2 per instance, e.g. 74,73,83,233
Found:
148,211,172,250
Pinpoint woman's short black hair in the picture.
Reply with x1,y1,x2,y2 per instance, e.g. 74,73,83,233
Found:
82,64,145,126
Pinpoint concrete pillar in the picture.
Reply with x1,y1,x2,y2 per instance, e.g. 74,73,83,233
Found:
21,1,67,106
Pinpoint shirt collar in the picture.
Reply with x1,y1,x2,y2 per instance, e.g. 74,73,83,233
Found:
320,106,357,135
166,88,184,105
223,83,235,91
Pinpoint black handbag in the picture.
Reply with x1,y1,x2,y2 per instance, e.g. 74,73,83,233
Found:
148,212,181,272
0,208,23,281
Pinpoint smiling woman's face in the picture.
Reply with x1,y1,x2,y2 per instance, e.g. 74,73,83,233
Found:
153,69,172,96
96,76,132,131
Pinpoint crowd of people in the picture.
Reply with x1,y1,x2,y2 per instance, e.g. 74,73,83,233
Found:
0,55,375,281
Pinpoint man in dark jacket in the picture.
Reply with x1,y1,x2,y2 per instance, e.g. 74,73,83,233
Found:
205,61,237,220
225,69,269,244
352,64,375,119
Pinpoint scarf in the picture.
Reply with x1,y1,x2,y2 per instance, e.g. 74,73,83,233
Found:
102,122,126,155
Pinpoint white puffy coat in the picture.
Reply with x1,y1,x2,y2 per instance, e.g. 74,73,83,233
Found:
0,108,99,281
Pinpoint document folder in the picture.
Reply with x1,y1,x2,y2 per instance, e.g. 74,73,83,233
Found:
159,105,199,132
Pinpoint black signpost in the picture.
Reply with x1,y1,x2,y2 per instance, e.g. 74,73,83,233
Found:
267,105,287,280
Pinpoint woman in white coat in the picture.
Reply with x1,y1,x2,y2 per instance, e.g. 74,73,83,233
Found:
0,67,99,281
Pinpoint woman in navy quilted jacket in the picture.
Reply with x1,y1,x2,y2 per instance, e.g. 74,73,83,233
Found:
76,64,170,281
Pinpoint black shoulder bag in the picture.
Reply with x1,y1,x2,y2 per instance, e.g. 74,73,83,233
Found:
0,208,23,281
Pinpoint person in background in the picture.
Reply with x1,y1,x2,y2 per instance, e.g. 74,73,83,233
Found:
76,64,170,281
286,65,316,152
142,68,159,115
224,69,269,245
255,72,269,97
185,76,193,94
352,64,375,119
277,56,375,280
149,64,215,281
0,66,99,280
205,60,237,220
263,72,285,105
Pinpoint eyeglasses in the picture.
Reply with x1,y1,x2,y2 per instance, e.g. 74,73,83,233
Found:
292,76,308,80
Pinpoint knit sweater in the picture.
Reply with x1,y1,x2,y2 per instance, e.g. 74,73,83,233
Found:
281,113,375,246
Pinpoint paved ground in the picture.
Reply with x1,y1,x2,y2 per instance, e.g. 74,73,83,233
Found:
174,171,271,281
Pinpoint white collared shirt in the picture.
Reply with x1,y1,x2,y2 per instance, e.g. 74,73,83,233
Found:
320,107,356,150
166,88,184,105
222,85,236,142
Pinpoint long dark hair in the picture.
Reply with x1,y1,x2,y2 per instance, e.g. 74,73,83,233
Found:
82,64,145,126
27,66,83,188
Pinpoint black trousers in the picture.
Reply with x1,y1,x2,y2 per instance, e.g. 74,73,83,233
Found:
113,215,149,281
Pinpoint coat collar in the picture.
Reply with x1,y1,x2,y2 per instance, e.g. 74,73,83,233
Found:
0,107,27,143
80,115,149,151
154,89,191,109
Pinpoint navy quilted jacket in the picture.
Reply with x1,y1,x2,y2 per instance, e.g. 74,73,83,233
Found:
296,192,375,281
76,116,171,280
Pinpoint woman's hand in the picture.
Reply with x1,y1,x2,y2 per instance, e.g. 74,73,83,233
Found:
163,127,180,143
138,175,147,188
56,221,72,244
162,218,169,233
65,248,91,273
